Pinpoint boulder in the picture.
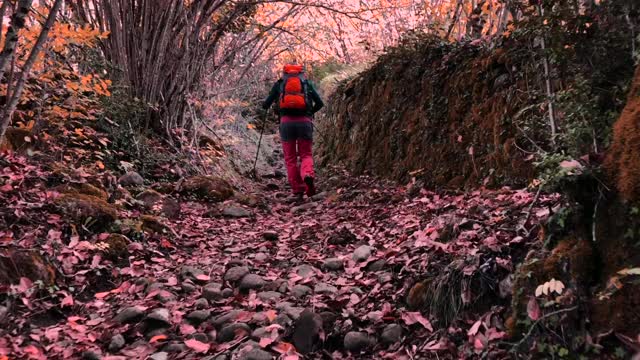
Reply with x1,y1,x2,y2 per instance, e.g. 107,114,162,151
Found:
118,172,144,187
181,176,233,202
344,331,374,352
0,250,55,286
54,193,118,228
54,182,108,201
136,189,163,208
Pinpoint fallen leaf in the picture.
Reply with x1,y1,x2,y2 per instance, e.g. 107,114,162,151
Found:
402,311,433,332
527,297,541,321
184,339,210,353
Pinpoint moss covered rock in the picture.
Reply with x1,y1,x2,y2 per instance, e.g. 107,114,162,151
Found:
54,193,118,228
180,175,233,202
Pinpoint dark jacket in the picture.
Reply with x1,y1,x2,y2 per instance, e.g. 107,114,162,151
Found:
262,78,324,117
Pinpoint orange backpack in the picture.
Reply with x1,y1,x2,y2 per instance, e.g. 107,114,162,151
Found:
279,64,309,111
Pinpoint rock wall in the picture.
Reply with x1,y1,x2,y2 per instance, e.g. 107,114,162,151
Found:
317,38,537,188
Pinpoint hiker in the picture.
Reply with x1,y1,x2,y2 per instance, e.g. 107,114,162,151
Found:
261,63,324,201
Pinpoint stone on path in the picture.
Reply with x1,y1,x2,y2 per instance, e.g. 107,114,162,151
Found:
295,264,316,278
108,334,125,352
222,205,252,218
367,259,387,272
186,310,211,324
344,331,375,352
203,282,223,300
224,266,250,282
314,282,338,295
239,348,274,360
217,323,251,342
136,189,163,208
118,171,144,187
113,306,145,324
149,352,168,360
353,245,372,262
292,309,323,354
146,308,171,325
291,202,315,214
211,310,242,327
381,324,403,344
194,298,209,309
239,274,266,290
291,284,312,298
323,257,344,271
257,291,281,302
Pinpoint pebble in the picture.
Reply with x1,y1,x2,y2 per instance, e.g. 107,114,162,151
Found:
254,252,268,262
352,245,372,262
239,274,266,290
377,272,393,284
224,266,250,282
165,343,186,353
203,283,223,301
149,352,168,360
82,351,101,360
323,257,344,271
195,298,209,309
191,333,209,342
367,259,387,272
222,205,252,218
257,291,281,302
344,331,374,352
180,266,205,280
381,324,403,344
295,264,316,278
211,310,242,327
291,202,315,214
113,306,145,324
291,285,312,298
217,323,251,342
108,334,125,352
222,288,234,298
239,348,274,360
251,327,269,339
314,282,338,295
181,282,196,294
275,313,293,327
186,310,211,324
146,308,171,325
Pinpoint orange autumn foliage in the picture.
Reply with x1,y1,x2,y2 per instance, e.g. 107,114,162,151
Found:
605,65,640,203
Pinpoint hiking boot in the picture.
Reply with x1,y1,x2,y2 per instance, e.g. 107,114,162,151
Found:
304,176,316,197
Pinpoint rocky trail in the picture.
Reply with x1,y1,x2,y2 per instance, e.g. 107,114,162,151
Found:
0,147,561,359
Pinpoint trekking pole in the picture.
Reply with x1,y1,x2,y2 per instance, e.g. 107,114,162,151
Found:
251,111,268,178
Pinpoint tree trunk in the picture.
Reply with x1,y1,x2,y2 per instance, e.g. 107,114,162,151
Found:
0,0,33,82
0,0,64,141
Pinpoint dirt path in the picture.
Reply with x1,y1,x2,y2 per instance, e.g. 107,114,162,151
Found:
0,151,560,359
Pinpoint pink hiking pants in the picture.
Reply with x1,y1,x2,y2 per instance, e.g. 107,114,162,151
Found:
280,116,314,194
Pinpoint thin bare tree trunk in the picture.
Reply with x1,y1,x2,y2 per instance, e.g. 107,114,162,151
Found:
0,0,33,82
537,4,557,147
0,0,13,46
0,0,64,140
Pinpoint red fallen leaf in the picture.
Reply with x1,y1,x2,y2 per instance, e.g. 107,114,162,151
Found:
184,339,210,353
95,291,110,299
23,344,45,359
473,334,486,350
61,293,74,307
402,312,433,332
150,334,168,344
467,320,483,336
180,323,196,335
259,337,274,348
265,310,277,322
0,184,12,192
195,274,210,281
272,342,296,354
527,297,541,321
